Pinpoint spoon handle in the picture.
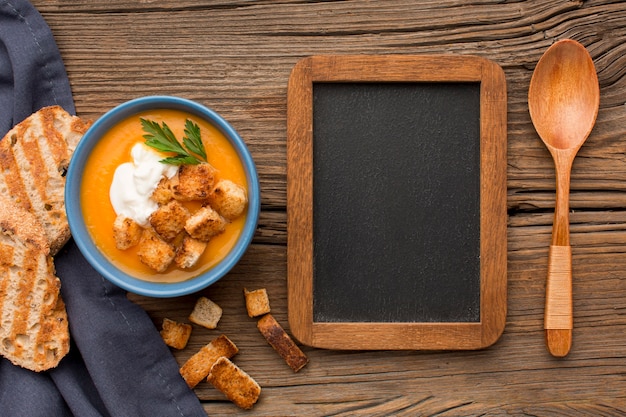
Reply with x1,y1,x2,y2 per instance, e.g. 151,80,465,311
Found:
544,245,573,357
544,151,575,357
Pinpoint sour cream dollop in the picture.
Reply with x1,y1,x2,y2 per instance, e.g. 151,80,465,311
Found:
109,143,178,226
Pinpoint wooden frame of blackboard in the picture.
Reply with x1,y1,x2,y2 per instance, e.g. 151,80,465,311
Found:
286,55,507,350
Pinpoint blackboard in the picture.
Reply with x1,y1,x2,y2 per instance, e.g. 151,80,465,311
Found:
287,55,507,350
313,82,481,324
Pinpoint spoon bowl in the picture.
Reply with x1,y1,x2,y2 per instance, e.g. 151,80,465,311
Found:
529,39,600,152
528,39,599,357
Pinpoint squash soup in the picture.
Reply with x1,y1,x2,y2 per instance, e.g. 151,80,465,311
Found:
80,109,248,283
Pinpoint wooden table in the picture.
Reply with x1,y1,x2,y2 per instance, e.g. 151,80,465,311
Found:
33,1,626,415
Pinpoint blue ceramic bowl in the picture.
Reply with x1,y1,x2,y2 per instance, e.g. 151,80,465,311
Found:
66,96,260,297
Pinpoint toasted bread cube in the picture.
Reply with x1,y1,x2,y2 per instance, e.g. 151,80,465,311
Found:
151,177,175,205
174,235,207,269
207,357,261,410
184,205,227,242
160,318,192,350
244,288,271,318
189,296,222,329
257,314,308,372
179,334,238,388
112,214,143,250
174,163,216,201
149,200,190,241
208,179,248,220
136,228,175,272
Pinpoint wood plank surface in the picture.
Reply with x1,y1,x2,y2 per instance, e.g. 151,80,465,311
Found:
31,0,626,415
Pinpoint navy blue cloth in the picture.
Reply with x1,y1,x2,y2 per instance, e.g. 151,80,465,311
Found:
0,1,206,416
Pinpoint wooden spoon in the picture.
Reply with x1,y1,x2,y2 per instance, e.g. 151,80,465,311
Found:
528,39,599,357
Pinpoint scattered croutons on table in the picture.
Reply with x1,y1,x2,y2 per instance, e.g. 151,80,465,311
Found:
257,314,309,372
244,288,271,318
160,318,192,350
179,334,238,388
207,357,261,410
188,296,223,329
171,288,307,410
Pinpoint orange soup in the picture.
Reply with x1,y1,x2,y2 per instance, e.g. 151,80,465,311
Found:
80,109,248,283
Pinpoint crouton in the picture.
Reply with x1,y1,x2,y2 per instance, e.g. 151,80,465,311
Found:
174,163,216,201
160,318,192,350
208,179,248,220
257,314,308,372
207,357,261,410
189,296,223,329
179,334,238,388
244,288,271,318
136,228,175,272
184,205,227,241
174,235,207,269
112,214,143,250
149,200,190,241
151,177,175,205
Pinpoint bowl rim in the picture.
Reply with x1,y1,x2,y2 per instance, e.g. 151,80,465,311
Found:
66,95,260,297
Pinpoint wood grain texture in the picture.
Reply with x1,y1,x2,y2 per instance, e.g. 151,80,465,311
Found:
31,0,626,415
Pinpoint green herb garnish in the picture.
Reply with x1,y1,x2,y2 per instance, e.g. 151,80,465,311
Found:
141,118,207,165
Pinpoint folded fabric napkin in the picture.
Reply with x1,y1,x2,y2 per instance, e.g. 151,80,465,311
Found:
0,1,206,415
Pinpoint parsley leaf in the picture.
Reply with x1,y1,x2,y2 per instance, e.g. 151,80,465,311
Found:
183,119,207,161
140,118,208,165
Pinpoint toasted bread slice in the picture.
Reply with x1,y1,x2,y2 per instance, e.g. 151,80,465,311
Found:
0,195,70,371
0,106,90,255
207,357,261,410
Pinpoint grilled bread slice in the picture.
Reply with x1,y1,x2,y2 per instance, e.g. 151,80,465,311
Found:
0,106,90,255
0,195,70,372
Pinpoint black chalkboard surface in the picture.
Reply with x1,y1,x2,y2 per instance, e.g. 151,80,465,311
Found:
312,82,481,324
287,55,507,350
